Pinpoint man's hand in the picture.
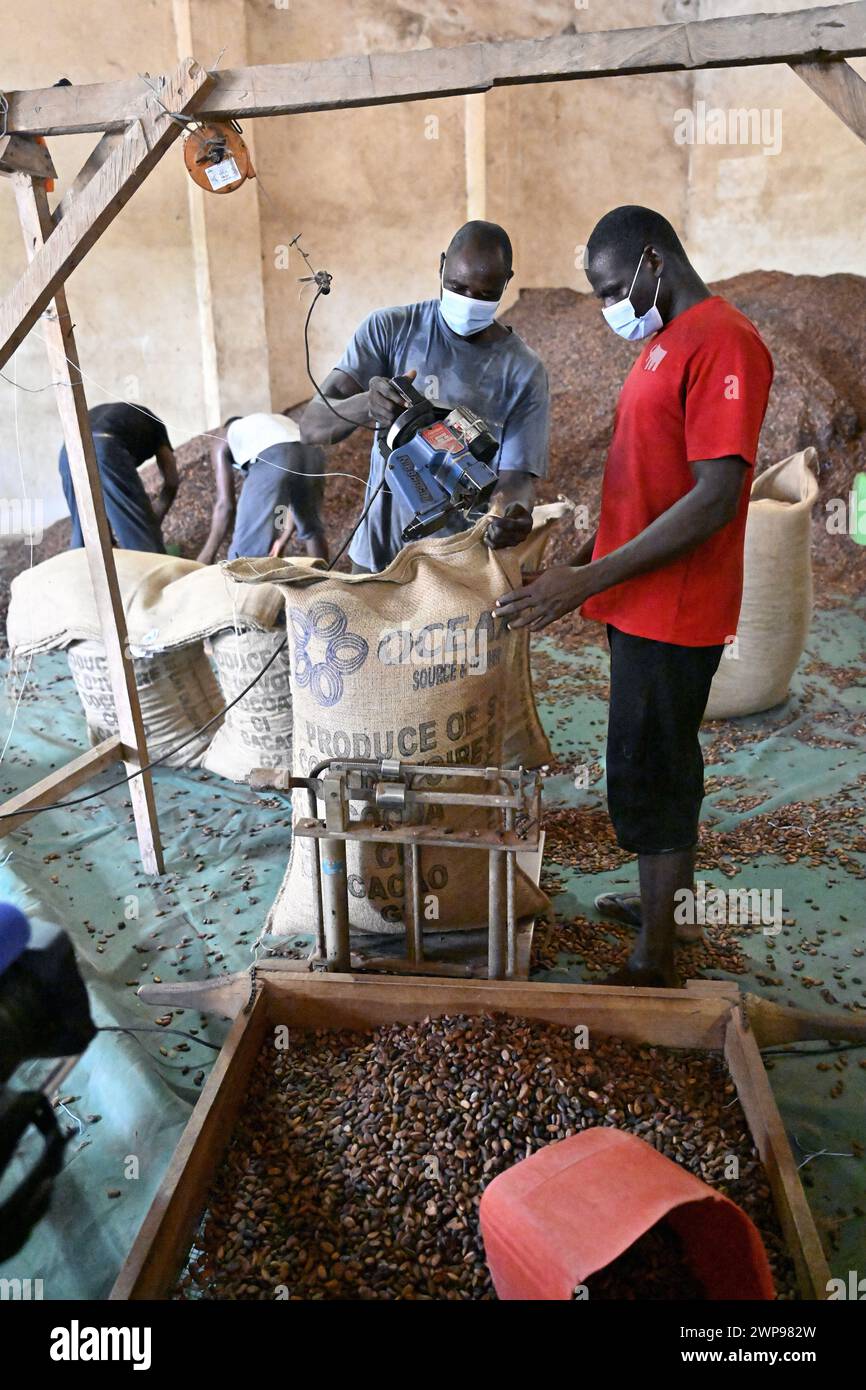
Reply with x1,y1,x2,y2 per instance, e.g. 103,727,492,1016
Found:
496,563,601,631
368,369,417,427
269,514,296,558
485,501,533,549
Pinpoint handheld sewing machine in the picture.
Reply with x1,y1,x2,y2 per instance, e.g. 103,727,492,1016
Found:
380,375,500,541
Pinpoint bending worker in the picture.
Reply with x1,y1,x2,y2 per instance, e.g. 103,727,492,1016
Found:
60,402,178,553
197,411,328,564
497,205,773,990
299,220,550,572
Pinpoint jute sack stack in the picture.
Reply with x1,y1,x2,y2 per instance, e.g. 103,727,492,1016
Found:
202,629,293,782
7,549,283,770
225,505,566,936
66,640,222,768
705,449,820,720
6,548,283,652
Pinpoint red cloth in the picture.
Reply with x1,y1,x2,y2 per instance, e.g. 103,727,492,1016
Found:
582,296,773,646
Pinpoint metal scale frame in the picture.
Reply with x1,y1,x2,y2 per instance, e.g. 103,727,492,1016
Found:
250,759,543,980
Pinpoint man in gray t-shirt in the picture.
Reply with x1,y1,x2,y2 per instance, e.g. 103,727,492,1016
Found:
299,220,550,572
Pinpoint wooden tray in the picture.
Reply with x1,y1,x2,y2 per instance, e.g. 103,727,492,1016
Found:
111,969,830,1301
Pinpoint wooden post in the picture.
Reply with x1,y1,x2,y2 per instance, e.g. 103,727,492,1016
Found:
12,175,164,874
0,59,214,370
464,94,487,222
790,57,866,145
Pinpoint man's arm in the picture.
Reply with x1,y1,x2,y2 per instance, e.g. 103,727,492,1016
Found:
300,369,417,446
299,369,369,445
151,443,179,523
497,457,747,629
196,439,236,565
485,359,550,550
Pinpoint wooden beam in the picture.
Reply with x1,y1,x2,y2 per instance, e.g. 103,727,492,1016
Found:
111,974,820,1300
790,56,866,145
0,58,213,371
0,736,122,836
4,4,866,135
744,990,866,1046
110,987,271,1300
137,971,264,1019
12,176,164,874
725,1011,831,1300
255,969,741,1048
52,130,125,224
0,133,56,180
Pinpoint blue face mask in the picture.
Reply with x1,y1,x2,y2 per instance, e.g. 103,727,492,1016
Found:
602,250,663,342
439,280,501,337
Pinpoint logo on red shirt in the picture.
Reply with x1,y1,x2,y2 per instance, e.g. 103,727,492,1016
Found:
644,344,667,372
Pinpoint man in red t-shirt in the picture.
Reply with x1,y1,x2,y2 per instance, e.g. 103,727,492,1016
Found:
498,205,773,988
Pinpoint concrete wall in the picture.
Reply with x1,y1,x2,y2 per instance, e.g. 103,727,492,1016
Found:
486,1,693,308
0,1,203,529
684,0,866,281
1,0,864,533
247,0,690,405
245,0,473,410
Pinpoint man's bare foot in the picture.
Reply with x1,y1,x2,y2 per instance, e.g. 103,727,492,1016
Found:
594,892,704,945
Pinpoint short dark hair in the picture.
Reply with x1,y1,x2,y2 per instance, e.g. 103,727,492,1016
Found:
223,415,241,429
586,206,687,269
446,220,513,272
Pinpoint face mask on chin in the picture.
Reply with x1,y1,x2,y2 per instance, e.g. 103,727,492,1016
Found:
602,249,663,342
439,278,502,337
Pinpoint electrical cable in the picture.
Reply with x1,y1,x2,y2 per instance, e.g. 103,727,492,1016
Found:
17,269,385,571
0,353,35,770
0,370,69,392
2,350,369,487
0,224,377,804
0,298,373,794
0,631,287,818
759,1040,865,1058
302,284,379,436
327,474,386,572
294,264,390,570
98,1024,221,1051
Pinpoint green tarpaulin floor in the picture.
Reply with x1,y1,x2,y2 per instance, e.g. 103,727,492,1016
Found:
1,596,864,1299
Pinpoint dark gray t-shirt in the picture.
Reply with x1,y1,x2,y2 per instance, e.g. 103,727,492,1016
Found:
337,298,550,570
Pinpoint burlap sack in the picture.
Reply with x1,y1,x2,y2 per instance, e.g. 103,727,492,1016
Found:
224,507,564,936
705,449,819,720
6,549,282,656
7,550,285,774
203,628,293,782
67,639,223,768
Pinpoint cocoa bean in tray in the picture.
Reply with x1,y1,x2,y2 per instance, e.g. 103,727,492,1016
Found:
173,1012,798,1301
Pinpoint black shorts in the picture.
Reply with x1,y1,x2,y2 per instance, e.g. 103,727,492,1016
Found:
605,625,724,856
